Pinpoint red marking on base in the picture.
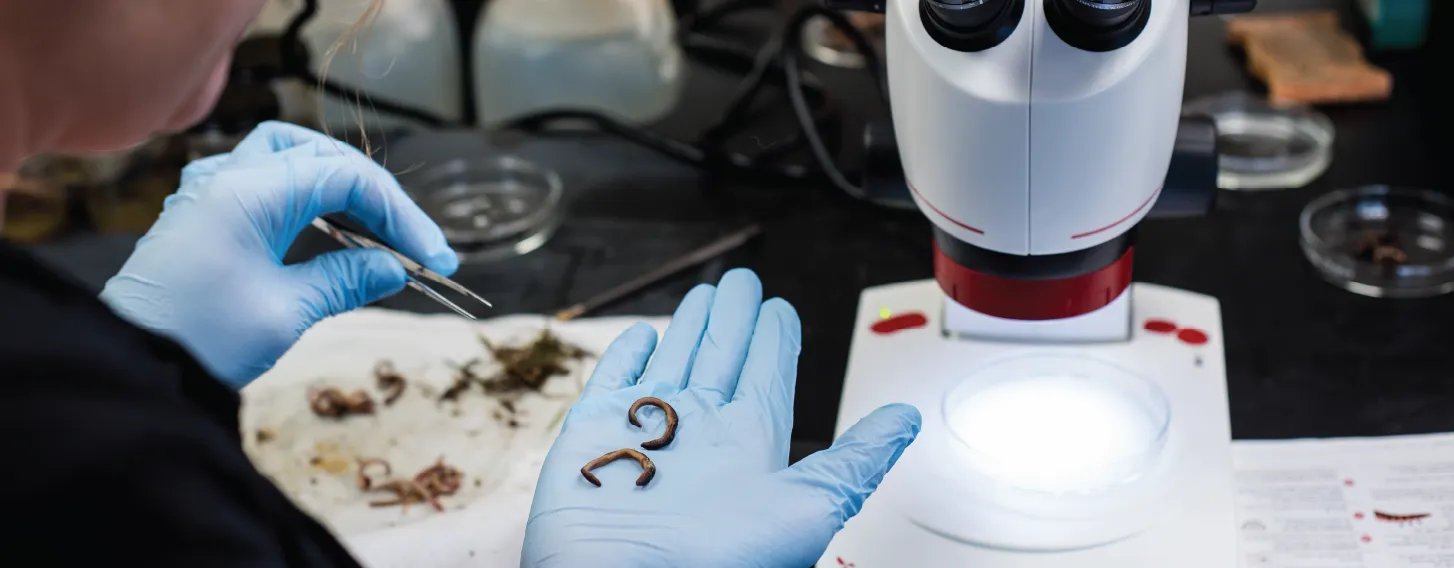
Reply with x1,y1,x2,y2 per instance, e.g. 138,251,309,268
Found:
907,181,985,235
1071,188,1162,239
1345,479,1356,487
1177,328,1209,345
871,312,928,335
1143,319,1178,333
1361,535,1372,543
1355,512,1365,520
836,557,855,567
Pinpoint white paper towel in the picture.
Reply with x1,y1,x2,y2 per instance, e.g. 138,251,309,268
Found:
239,308,670,567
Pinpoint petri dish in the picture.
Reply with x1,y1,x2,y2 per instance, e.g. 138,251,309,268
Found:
404,155,564,263
1300,185,1454,298
942,355,1171,496
1182,91,1334,191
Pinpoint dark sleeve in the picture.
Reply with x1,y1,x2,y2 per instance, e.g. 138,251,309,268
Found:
0,250,356,566
0,363,303,565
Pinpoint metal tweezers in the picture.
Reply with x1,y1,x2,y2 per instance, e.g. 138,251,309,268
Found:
310,217,492,319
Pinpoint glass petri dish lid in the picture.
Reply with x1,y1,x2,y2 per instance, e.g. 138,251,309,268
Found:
1182,91,1334,191
404,155,564,263
942,354,1171,496
1300,185,1454,298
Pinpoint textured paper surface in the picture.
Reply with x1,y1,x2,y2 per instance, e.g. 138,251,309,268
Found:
239,308,669,567
1235,433,1454,567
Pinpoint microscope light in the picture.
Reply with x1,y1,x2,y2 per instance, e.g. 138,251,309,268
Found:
943,356,1171,494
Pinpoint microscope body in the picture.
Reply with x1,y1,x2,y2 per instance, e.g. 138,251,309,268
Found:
891,0,1184,258
834,0,1251,340
820,2,1258,566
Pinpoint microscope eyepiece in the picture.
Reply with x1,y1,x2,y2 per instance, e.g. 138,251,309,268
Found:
1063,0,1141,28
920,0,1024,52
1044,0,1151,52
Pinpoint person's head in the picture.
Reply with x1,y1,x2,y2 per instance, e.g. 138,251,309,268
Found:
0,0,268,172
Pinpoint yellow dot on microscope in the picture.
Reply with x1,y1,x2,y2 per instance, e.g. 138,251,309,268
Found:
879,307,892,319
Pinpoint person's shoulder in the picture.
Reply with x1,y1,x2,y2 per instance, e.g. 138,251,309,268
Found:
0,243,210,391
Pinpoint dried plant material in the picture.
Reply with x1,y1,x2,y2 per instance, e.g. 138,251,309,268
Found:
1226,11,1391,105
439,359,483,402
478,330,590,395
308,387,376,418
356,456,465,513
437,330,590,403
374,360,406,406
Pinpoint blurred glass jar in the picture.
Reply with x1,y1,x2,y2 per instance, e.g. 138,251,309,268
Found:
473,0,685,127
301,0,464,133
82,137,188,234
9,135,183,238
2,173,69,244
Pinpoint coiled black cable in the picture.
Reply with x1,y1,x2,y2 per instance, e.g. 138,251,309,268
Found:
279,0,890,203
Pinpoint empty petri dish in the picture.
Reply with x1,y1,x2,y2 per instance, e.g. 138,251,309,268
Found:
1300,186,1454,298
943,355,1171,495
404,155,563,263
1182,91,1334,191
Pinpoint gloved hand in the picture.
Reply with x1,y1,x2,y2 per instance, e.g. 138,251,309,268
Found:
99,121,457,388
521,268,922,568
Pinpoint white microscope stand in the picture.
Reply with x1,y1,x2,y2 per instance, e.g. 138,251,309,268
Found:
819,280,1237,568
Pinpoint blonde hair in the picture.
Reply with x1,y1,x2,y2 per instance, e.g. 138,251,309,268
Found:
317,0,385,158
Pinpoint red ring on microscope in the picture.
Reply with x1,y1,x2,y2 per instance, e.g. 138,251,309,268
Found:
933,243,1135,321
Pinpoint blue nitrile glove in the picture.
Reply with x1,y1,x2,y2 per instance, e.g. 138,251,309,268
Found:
520,268,923,568
99,121,457,388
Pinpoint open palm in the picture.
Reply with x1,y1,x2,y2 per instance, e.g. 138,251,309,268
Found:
520,269,921,568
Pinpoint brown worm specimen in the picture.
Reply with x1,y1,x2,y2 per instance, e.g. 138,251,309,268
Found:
374,360,407,406
581,448,656,487
356,457,393,490
1374,510,1431,523
308,387,375,418
628,397,679,450
355,456,464,513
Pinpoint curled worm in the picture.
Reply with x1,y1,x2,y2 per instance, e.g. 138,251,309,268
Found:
628,397,679,450
1374,510,1431,523
581,448,656,487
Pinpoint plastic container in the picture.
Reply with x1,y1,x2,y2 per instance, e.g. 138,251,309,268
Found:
402,155,564,263
300,0,463,132
1300,186,1454,298
472,0,684,127
1182,91,1334,191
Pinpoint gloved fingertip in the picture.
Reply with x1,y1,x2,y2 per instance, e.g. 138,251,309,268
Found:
761,297,801,341
718,267,763,295
673,283,717,316
426,247,460,277
580,322,661,399
624,321,661,341
878,403,924,436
